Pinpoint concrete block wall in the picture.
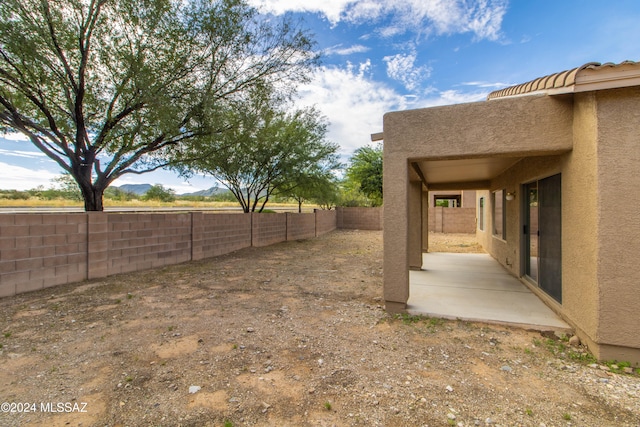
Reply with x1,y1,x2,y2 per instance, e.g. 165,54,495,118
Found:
286,213,316,241
336,207,383,230
195,213,252,260
315,209,337,236
0,207,381,298
251,213,287,247
0,213,87,297
428,207,476,233
107,213,192,275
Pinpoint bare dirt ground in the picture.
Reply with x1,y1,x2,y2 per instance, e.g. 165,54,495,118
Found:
0,230,638,427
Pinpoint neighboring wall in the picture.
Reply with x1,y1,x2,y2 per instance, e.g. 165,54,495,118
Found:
0,210,342,298
428,207,476,233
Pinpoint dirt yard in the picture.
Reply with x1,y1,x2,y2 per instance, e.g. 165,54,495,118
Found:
0,230,638,427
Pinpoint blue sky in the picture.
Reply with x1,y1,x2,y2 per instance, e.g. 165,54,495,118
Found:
2,0,640,193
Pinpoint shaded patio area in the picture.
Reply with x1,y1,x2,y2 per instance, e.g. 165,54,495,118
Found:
408,252,570,331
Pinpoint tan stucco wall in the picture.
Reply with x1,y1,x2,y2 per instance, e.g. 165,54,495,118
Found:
383,95,573,311
594,87,640,354
476,87,640,361
478,153,599,343
562,92,600,349
384,85,640,362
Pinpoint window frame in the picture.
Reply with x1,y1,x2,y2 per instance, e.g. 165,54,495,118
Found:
492,189,506,240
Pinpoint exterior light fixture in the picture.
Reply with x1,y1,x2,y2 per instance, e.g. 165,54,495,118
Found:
505,192,516,201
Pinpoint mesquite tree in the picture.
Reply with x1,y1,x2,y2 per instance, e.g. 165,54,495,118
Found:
0,0,317,210
182,97,340,213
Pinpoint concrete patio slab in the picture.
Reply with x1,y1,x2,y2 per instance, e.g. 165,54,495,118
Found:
408,252,571,331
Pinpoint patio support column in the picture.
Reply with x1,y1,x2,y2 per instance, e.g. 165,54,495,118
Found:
383,155,410,313
409,180,423,270
421,190,429,252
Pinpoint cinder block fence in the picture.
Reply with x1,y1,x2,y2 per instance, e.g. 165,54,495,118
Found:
0,207,382,298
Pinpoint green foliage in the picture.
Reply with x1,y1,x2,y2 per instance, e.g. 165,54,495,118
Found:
50,174,83,201
142,185,176,202
345,144,383,206
183,93,339,212
279,171,341,212
0,0,318,210
104,187,136,202
0,189,30,200
337,183,373,207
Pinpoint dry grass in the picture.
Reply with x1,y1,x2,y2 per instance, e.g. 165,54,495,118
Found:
0,198,311,210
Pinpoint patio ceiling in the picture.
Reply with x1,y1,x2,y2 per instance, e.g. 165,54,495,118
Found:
412,157,523,189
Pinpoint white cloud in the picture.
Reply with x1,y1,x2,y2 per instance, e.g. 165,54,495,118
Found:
294,61,408,156
383,51,432,91
249,0,508,41
460,80,512,89
1,132,30,141
418,89,489,108
0,162,61,191
0,148,48,159
324,44,370,56
292,62,494,157
248,0,354,25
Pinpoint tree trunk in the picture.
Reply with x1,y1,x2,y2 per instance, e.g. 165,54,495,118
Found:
80,185,105,211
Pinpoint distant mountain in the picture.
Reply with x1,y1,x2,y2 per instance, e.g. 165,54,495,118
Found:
180,186,225,197
115,184,153,195
112,184,229,197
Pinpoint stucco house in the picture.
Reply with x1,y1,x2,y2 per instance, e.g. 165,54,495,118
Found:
379,61,640,363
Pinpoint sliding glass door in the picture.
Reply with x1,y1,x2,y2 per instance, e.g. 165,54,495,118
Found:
523,174,562,303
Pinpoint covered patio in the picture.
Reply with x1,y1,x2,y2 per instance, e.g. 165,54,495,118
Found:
408,252,570,331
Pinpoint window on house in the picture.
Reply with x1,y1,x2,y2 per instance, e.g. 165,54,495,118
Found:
479,197,485,231
493,189,506,239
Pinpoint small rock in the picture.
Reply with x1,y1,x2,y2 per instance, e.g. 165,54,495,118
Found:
568,335,580,346
447,413,456,420
246,327,255,333
189,385,201,394
501,365,513,373
623,367,634,374
445,385,454,393
485,417,493,425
